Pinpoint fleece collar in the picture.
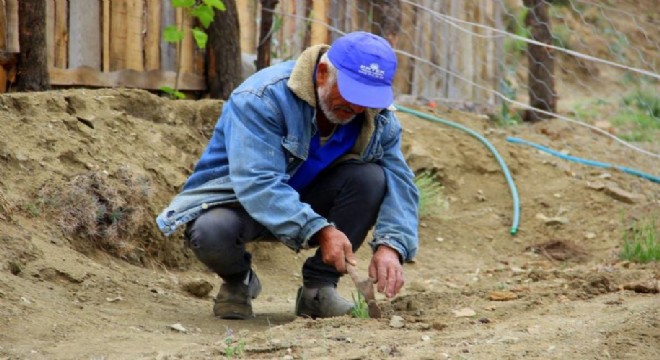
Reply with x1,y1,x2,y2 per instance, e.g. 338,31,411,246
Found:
287,45,381,156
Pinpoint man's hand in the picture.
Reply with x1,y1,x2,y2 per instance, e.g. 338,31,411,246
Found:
368,245,404,298
315,226,355,273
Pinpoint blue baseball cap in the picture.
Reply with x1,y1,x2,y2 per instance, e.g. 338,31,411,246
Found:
327,31,397,108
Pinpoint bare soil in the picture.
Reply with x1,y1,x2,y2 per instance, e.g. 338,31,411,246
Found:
0,86,658,360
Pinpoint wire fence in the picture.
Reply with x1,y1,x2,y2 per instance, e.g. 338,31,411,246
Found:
254,0,659,158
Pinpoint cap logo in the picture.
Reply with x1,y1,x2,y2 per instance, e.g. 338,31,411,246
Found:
358,63,385,79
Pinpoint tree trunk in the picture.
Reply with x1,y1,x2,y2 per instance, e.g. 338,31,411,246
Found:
522,0,555,122
371,0,402,47
206,0,241,99
256,0,279,70
17,0,50,91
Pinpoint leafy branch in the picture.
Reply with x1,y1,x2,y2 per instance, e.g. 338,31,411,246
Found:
161,0,226,99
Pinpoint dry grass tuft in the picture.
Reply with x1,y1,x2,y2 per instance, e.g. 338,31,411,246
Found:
39,166,152,259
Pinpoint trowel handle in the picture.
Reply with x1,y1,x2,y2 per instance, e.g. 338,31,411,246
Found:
345,262,362,284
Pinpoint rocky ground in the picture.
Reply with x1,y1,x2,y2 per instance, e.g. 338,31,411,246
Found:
0,88,658,360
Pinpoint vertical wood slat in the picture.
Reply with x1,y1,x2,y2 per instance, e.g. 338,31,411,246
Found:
1,0,8,50
237,0,257,54
5,0,18,52
125,0,144,71
144,0,161,70
110,0,128,70
160,0,176,71
69,0,101,70
53,0,68,68
177,8,194,73
310,0,328,45
45,0,54,67
103,0,110,71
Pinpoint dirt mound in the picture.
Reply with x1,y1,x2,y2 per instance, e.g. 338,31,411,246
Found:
0,88,658,359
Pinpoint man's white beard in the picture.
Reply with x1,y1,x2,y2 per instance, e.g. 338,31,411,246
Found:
318,80,356,125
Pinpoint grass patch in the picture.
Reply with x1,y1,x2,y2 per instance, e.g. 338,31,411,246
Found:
613,89,660,142
620,215,659,263
350,292,370,319
414,171,447,218
38,166,152,259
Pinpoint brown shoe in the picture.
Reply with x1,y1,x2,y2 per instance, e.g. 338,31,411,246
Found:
213,270,261,320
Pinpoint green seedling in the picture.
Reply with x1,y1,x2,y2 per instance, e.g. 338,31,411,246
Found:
620,215,659,263
350,292,370,319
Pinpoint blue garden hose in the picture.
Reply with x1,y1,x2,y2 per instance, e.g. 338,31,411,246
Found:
395,105,521,235
507,136,660,184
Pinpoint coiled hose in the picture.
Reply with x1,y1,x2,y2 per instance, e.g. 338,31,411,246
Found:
395,105,520,235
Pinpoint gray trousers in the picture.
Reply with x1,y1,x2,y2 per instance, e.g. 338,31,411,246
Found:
184,162,386,287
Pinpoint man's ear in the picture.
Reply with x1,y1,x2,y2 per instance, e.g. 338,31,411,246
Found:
316,63,328,87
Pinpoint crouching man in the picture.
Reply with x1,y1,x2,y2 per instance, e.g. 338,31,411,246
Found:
156,31,419,319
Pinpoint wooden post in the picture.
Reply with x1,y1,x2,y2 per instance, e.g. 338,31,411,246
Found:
392,0,414,95
371,0,401,47
45,0,54,68
256,0,279,70
522,0,556,121
237,0,257,54
16,0,50,91
68,0,101,70
207,0,241,99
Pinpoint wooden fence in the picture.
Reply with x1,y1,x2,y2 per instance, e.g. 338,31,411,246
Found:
0,0,503,105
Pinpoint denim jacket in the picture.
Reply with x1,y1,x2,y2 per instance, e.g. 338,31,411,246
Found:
156,45,419,261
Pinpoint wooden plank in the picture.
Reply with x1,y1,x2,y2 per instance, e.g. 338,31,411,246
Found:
49,66,206,90
53,0,68,68
237,0,257,54
5,0,18,52
177,8,194,73
46,0,54,67
69,0,101,69
160,0,176,71
310,0,328,45
110,0,128,70
103,0,110,71
144,0,161,70
125,0,144,71
0,0,7,50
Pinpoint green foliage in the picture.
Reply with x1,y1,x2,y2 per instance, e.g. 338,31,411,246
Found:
551,24,572,49
613,89,660,142
350,292,370,319
504,7,530,55
414,171,447,218
160,0,225,99
160,86,185,100
620,215,659,263
224,337,246,358
23,202,41,218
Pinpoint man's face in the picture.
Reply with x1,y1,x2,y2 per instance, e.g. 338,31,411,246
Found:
317,68,366,125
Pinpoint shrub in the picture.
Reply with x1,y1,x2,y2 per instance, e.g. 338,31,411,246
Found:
39,166,152,258
620,215,659,263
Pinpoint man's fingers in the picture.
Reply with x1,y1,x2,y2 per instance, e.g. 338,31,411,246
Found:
395,270,405,294
375,264,386,293
386,266,397,298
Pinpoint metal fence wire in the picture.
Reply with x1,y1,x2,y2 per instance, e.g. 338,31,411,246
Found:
259,0,659,156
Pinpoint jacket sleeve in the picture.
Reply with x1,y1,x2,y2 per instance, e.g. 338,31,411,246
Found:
224,91,329,249
370,111,420,262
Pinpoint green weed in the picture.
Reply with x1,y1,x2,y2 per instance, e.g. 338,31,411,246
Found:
414,171,448,218
350,292,370,319
620,215,659,263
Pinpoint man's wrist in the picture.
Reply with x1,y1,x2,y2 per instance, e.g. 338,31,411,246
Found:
376,244,404,264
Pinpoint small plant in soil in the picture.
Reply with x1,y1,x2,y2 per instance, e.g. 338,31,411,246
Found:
414,170,447,218
350,292,370,319
620,215,659,263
